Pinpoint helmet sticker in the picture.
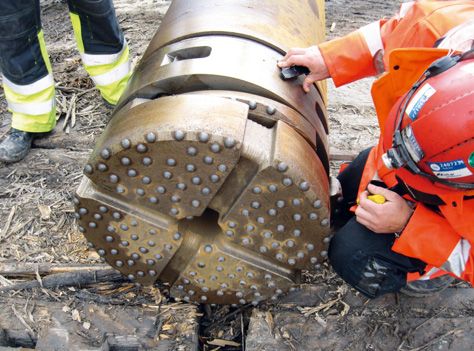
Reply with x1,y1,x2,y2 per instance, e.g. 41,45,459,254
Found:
406,83,436,120
401,125,423,163
469,151,474,168
428,159,473,179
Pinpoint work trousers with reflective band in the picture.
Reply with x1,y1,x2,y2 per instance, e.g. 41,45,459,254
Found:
0,0,131,133
329,148,426,298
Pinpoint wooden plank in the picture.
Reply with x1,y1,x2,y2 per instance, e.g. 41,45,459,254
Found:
32,130,96,151
0,263,111,277
0,148,90,178
329,147,359,161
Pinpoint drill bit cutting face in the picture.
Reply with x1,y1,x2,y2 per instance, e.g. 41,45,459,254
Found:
74,0,330,305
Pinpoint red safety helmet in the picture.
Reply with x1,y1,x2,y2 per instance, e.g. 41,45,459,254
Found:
382,50,474,195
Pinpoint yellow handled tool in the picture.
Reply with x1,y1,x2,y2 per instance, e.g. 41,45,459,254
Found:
357,194,386,204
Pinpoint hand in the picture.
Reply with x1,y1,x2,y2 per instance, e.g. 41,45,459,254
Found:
277,46,330,93
355,184,413,234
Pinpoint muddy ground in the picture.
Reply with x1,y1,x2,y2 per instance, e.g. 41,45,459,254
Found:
0,0,472,350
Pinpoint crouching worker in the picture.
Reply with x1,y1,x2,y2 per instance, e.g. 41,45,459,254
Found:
278,0,474,298
329,51,474,298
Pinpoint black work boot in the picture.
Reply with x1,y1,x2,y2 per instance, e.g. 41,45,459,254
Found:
400,275,456,297
0,128,34,163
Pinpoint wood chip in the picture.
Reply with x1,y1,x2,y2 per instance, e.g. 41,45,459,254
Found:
39,204,51,221
314,314,327,327
0,205,16,239
71,309,81,322
207,339,241,347
265,311,274,335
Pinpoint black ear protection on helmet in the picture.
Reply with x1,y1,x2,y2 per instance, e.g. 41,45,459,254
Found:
382,49,474,190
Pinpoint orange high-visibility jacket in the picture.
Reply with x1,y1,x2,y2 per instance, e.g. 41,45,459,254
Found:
319,0,474,284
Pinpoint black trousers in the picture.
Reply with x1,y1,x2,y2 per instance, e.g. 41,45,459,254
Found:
0,0,124,84
329,148,426,298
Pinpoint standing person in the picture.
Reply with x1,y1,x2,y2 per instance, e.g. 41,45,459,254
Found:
278,0,474,298
0,0,132,163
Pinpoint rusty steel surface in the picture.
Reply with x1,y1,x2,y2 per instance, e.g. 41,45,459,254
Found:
142,0,325,60
118,36,328,136
74,0,330,305
184,90,329,172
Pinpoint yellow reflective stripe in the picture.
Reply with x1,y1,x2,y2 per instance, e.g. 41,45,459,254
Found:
84,43,130,80
69,12,85,53
11,110,57,133
96,67,132,105
90,60,131,86
4,83,55,116
6,98,55,116
38,30,53,73
81,41,129,66
2,73,54,96
84,45,131,104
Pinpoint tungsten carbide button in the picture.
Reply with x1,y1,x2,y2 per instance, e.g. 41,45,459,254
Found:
266,106,276,115
300,182,309,191
210,144,221,153
101,149,110,159
121,139,131,149
187,147,198,156
174,131,185,141
218,164,228,172
277,162,288,172
224,138,236,148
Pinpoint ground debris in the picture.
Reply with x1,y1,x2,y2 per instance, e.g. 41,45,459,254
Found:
0,1,473,350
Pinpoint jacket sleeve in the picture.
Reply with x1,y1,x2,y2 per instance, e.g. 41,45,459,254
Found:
318,19,390,87
318,0,474,87
392,203,474,285
317,1,412,87
316,1,418,86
